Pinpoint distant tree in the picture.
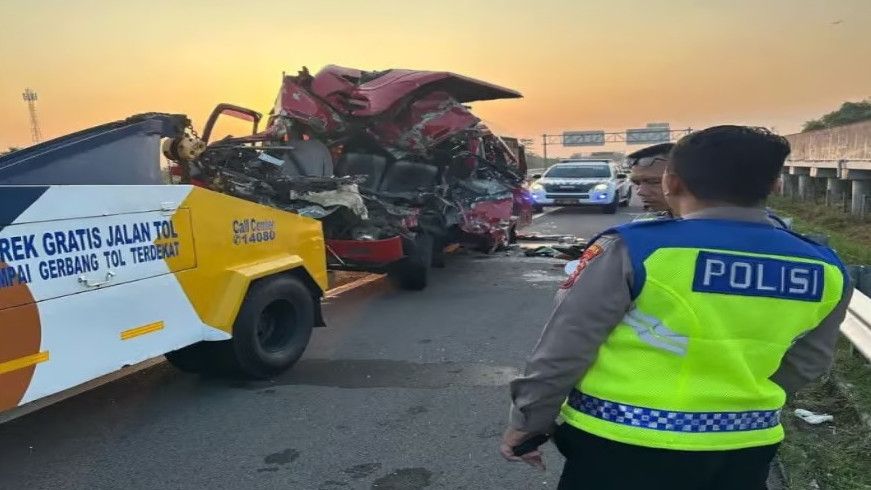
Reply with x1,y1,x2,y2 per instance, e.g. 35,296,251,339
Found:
802,120,826,132
802,98,871,132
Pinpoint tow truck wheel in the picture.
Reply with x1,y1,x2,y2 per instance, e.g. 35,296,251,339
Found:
389,233,433,291
231,275,315,379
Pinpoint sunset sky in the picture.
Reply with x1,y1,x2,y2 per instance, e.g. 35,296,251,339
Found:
1,0,870,155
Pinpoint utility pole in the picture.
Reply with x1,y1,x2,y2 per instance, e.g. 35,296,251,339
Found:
541,134,548,162
22,88,42,143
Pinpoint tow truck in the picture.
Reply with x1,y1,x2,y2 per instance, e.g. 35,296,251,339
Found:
0,113,327,419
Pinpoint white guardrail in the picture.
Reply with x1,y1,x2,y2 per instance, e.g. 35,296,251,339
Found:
843,289,871,361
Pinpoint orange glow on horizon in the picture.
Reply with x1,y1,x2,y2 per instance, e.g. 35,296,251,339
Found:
2,0,870,156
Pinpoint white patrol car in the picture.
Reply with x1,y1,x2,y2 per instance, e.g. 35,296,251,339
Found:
529,160,632,214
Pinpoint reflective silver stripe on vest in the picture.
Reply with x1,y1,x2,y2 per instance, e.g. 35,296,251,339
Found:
568,390,781,433
631,211,670,222
622,308,689,356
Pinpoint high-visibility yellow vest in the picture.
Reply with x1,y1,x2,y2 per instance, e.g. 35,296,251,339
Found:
561,218,847,451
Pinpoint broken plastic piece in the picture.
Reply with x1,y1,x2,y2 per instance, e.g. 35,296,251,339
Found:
552,245,584,260
524,246,561,258
793,408,834,425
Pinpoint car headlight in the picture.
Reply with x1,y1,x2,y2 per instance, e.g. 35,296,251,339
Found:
530,182,544,191
593,183,609,191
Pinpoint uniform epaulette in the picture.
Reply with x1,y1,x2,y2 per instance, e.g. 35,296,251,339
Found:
585,218,679,250
614,217,679,232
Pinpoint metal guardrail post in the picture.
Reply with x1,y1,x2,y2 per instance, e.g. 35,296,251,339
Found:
841,268,871,362
842,289,871,362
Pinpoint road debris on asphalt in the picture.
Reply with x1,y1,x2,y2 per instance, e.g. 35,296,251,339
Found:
793,408,835,425
515,233,578,243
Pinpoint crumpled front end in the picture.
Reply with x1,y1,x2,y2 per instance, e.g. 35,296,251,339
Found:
369,91,481,159
168,64,529,268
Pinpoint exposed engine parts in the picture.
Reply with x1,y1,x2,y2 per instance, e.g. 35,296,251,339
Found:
166,65,533,268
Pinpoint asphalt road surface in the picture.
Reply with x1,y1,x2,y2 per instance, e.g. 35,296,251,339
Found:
0,207,637,490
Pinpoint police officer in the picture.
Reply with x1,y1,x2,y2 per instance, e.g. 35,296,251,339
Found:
627,141,791,228
627,142,674,221
500,126,852,489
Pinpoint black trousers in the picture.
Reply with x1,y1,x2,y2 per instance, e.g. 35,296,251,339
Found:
553,423,779,490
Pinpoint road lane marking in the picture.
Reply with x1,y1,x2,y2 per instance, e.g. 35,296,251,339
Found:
532,207,562,220
325,274,385,299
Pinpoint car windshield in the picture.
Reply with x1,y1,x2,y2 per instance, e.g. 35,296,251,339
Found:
544,164,611,179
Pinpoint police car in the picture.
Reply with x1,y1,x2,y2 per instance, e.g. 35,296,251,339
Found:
529,160,632,214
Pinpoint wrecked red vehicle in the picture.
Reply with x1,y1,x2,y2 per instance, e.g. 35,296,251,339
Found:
166,65,531,290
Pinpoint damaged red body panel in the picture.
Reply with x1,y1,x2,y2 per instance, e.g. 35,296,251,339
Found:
177,65,530,281
272,65,520,150
273,72,347,135
460,197,515,248
316,65,522,117
266,65,530,258
327,236,405,265
369,91,481,155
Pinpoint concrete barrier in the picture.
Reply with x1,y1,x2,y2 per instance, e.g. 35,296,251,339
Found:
782,121,871,216
786,120,871,161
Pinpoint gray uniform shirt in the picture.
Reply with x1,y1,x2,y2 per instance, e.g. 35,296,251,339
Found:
508,207,853,434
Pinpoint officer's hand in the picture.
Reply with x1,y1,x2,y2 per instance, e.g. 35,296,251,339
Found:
499,428,546,471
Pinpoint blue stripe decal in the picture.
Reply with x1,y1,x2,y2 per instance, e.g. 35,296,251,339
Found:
0,187,48,227
568,390,781,433
692,251,824,302
609,218,847,298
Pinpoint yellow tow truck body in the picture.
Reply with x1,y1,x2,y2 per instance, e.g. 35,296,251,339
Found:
0,183,327,417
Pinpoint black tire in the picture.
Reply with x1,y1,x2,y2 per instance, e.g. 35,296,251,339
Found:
389,233,433,291
431,235,446,269
473,237,498,254
532,204,544,214
602,194,619,214
230,275,315,379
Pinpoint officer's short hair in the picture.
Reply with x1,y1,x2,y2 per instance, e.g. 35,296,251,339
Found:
627,143,674,161
669,126,790,206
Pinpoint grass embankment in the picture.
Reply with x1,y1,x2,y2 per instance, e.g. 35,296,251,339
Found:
769,196,871,264
769,197,871,490
779,339,871,490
